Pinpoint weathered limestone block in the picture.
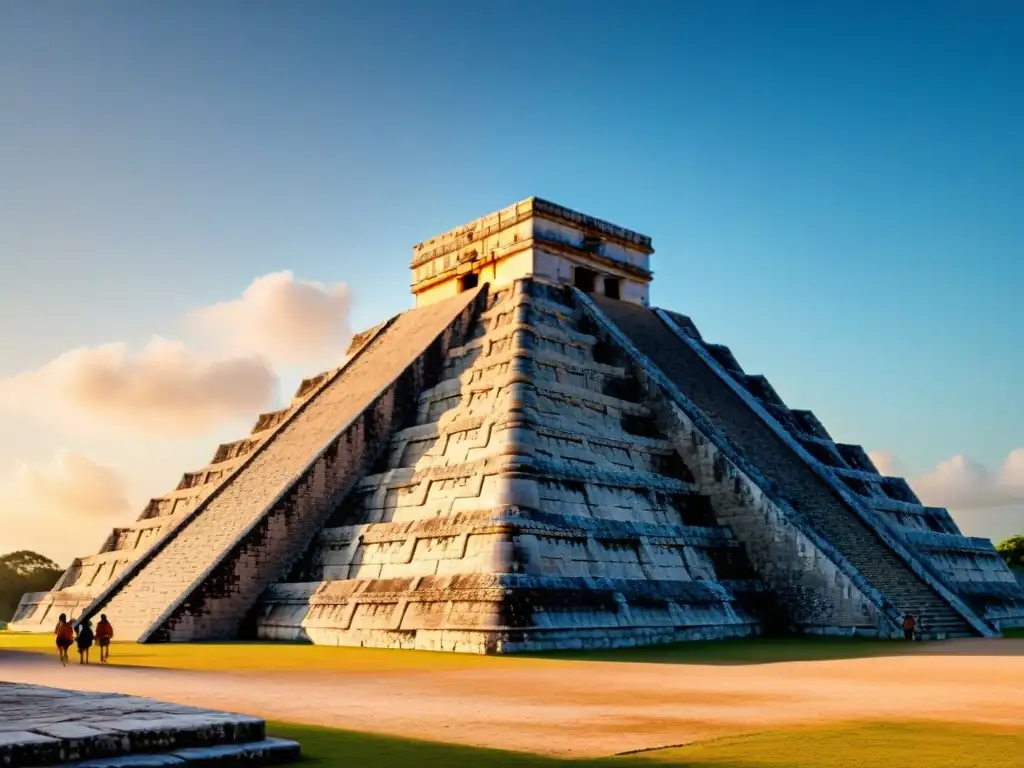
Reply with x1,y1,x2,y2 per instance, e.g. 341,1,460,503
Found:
657,402,886,635
258,279,767,652
65,289,484,642
0,683,298,766
583,291,996,639
657,301,1022,633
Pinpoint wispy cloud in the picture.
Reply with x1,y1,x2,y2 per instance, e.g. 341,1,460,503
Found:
0,271,354,438
10,450,132,519
187,271,353,366
867,450,905,478
870,448,1024,509
0,338,277,436
0,451,134,564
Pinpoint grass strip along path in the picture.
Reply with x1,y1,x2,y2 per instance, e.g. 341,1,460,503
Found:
0,632,923,671
268,720,1024,768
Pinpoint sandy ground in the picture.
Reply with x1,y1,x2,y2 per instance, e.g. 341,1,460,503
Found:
2,640,1023,758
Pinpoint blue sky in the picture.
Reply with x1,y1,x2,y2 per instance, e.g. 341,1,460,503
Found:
1,1,1022,561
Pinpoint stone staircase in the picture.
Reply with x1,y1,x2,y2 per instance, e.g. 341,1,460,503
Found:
75,288,483,643
590,295,979,639
0,683,298,767
257,278,770,652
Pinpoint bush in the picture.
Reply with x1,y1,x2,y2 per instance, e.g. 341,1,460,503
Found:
996,535,1024,571
0,551,63,623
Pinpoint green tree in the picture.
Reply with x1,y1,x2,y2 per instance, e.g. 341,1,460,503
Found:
0,550,63,623
996,535,1024,571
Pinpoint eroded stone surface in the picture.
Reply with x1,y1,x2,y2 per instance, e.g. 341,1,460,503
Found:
0,683,294,767
657,308,1024,631
258,279,768,652
589,292,1023,636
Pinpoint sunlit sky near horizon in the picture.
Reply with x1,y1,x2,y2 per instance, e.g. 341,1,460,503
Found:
1,1,1022,565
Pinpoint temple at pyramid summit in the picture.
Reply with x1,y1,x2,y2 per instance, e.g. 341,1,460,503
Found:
12,197,1024,652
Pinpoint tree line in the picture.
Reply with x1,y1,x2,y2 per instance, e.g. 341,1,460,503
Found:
0,551,63,624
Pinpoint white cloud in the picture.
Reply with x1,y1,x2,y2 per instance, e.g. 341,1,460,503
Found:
0,451,134,565
0,337,277,437
12,450,132,519
870,447,1024,527
187,271,353,365
867,450,904,478
912,449,1024,510
871,448,1024,543
0,271,353,439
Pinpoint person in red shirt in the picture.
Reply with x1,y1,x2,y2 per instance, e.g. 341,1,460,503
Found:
54,614,75,666
903,614,916,641
95,614,114,664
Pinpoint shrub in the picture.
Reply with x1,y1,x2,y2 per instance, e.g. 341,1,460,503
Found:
996,535,1024,571
0,551,62,622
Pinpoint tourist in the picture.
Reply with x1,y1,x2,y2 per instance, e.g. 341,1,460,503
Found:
96,614,114,664
76,618,95,665
902,614,916,641
54,614,75,666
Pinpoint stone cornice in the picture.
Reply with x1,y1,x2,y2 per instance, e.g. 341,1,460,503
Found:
410,197,653,270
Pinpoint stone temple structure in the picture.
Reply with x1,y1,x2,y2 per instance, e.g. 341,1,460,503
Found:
12,198,1024,652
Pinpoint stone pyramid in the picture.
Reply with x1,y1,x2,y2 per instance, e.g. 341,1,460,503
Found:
14,197,1024,653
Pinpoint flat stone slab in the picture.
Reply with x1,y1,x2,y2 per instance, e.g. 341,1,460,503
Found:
170,738,301,765
0,730,63,766
0,683,297,767
69,756,186,768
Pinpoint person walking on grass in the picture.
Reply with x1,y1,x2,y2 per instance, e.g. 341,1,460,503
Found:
76,618,95,665
54,614,75,666
903,614,916,641
96,614,114,664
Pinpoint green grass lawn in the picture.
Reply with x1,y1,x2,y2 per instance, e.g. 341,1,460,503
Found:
525,635,908,665
0,631,932,671
0,631,523,672
266,720,1024,767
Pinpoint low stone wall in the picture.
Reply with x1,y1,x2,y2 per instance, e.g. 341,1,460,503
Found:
258,572,760,653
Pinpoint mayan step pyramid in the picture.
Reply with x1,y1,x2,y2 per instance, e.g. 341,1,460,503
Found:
13,197,1024,652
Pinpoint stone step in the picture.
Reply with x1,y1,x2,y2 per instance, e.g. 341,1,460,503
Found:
76,288,483,643
66,738,300,767
0,684,298,768
590,295,978,637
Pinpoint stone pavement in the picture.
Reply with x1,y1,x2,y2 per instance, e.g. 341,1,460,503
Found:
0,682,298,767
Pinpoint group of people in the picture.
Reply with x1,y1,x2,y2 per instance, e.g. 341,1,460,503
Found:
53,613,114,666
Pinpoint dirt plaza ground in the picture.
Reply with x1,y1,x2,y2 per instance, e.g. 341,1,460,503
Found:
2,633,1023,761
